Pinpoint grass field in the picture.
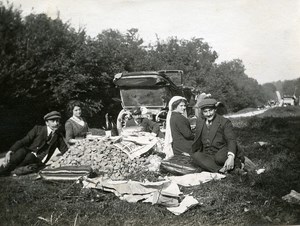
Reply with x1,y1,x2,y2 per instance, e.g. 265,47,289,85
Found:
0,107,300,225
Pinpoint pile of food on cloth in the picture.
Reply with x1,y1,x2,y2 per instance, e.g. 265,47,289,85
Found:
42,129,165,181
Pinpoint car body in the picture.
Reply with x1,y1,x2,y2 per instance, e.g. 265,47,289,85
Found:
113,70,196,119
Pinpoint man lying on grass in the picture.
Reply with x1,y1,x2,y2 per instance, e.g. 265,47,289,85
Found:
191,98,245,173
0,111,68,176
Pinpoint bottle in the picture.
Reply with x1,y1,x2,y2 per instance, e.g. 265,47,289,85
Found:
110,116,118,136
105,113,112,137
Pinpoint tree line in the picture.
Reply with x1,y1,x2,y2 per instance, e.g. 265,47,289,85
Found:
1,3,296,127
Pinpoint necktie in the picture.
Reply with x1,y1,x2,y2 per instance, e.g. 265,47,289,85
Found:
206,120,212,128
38,131,53,157
47,131,53,143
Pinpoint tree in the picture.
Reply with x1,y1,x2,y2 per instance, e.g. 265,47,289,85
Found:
0,2,272,123
214,60,267,111
145,37,218,89
0,2,24,99
282,79,298,97
262,83,277,100
0,2,23,56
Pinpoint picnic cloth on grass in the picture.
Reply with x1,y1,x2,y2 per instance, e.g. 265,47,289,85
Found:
166,172,226,186
39,165,92,180
82,172,226,215
167,195,199,215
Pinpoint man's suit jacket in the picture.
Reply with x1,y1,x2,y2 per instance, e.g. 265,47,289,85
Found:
191,114,237,155
10,125,68,163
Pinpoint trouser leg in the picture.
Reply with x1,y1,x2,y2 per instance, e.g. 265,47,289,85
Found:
236,145,245,163
215,148,228,166
18,153,41,166
192,145,244,173
192,151,222,172
215,147,243,170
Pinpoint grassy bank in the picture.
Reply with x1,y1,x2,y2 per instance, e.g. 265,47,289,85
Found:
0,108,300,225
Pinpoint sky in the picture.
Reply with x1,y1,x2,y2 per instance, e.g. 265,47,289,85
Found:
8,0,300,84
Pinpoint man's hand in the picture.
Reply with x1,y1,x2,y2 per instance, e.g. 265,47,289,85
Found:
219,155,234,173
222,155,235,172
2,150,13,167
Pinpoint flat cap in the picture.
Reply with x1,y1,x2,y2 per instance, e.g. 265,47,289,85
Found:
198,98,217,109
44,111,61,121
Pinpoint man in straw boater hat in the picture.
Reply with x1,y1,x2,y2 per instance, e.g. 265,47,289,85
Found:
0,111,68,176
191,98,245,173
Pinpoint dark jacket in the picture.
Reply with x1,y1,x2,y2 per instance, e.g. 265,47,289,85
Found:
10,125,68,163
191,114,237,155
170,112,194,154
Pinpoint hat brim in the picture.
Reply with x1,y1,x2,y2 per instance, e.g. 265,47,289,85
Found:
45,116,61,120
200,104,216,109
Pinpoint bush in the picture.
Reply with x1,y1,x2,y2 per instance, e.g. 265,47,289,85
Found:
246,117,289,131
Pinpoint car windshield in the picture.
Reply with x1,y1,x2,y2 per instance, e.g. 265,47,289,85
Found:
166,73,182,86
120,87,171,108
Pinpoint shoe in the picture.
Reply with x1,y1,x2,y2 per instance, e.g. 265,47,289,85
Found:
0,165,11,177
0,170,11,177
218,167,226,174
244,156,257,172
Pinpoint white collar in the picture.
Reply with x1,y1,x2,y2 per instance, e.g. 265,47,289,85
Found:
47,126,53,136
70,116,85,126
205,115,216,123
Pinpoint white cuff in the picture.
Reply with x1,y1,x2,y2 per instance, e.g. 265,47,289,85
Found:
227,152,235,158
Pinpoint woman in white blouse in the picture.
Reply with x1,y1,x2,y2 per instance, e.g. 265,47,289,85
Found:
65,100,89,144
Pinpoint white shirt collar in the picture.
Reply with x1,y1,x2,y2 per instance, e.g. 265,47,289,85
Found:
47,126,53,136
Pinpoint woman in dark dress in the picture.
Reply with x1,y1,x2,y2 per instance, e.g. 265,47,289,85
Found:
65,100,89,144
164,96,194,159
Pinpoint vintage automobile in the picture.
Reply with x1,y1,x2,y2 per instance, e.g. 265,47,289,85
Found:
113,70,197,130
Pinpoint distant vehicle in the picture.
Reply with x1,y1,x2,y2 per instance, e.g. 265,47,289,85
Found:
282,96,295,106
257,105,265,110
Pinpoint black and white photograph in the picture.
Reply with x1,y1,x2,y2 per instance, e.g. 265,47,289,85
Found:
0,0,299,225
